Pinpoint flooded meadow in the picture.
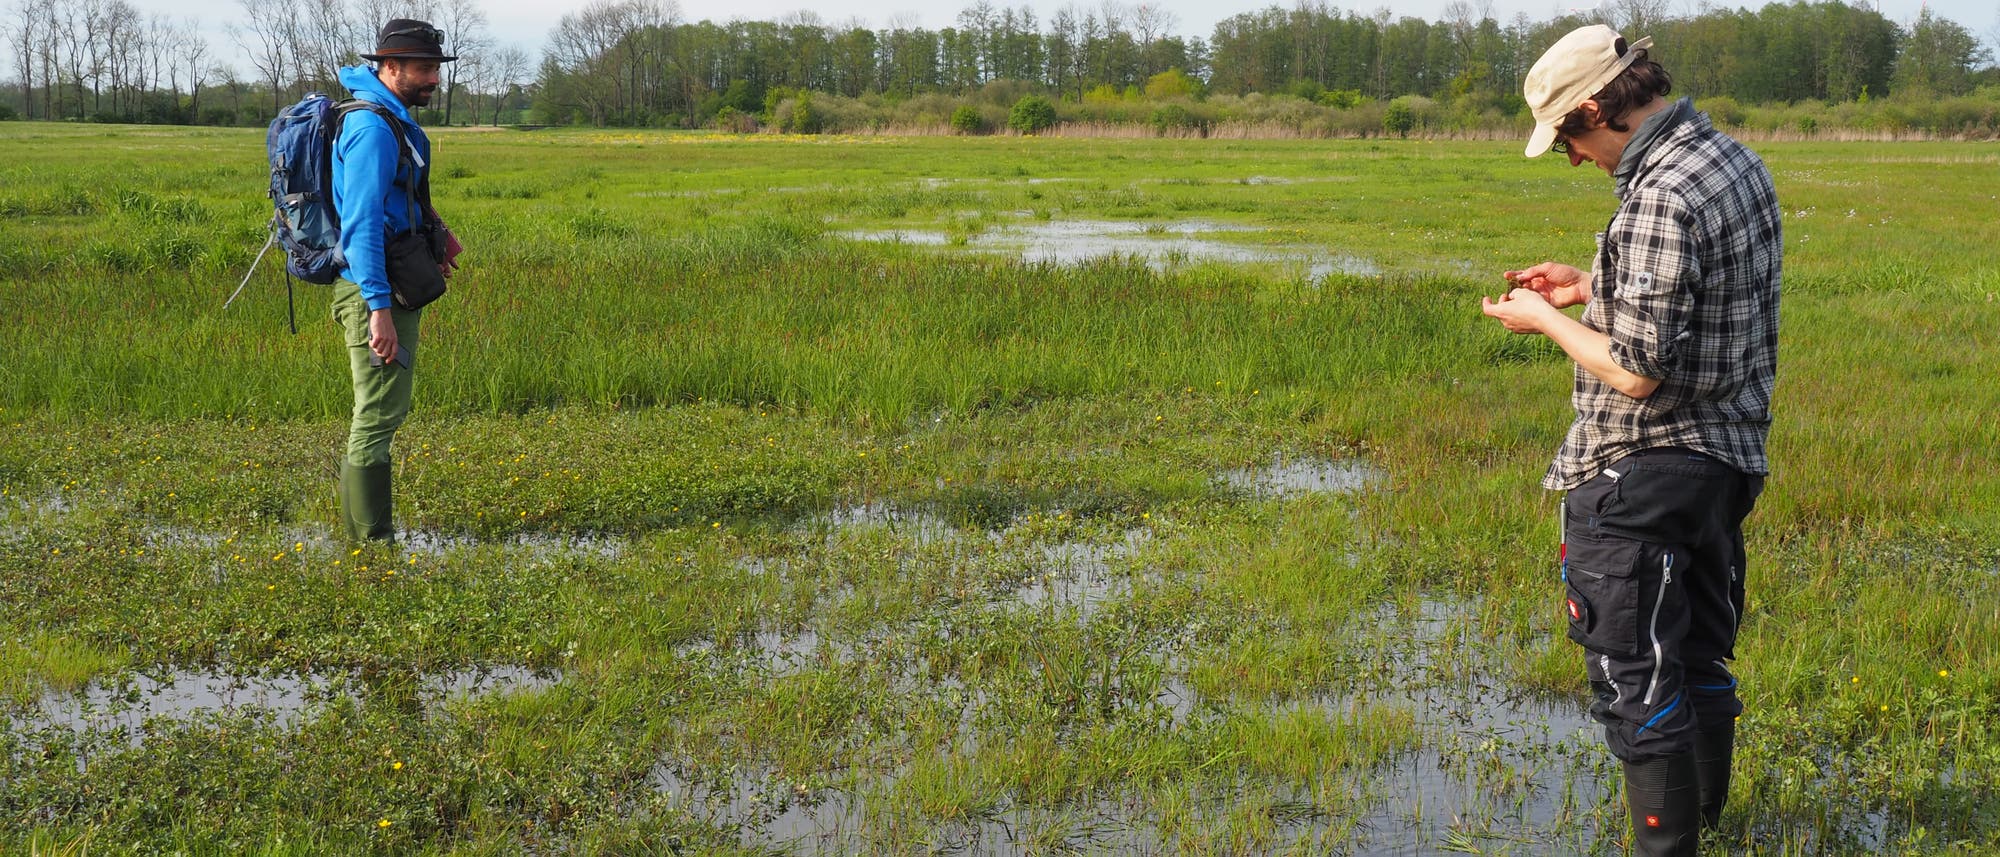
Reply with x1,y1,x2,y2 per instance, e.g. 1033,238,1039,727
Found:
4,125,1997,853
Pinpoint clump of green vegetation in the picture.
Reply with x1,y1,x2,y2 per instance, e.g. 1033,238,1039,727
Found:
950,105,986,135
1009,95,1057,135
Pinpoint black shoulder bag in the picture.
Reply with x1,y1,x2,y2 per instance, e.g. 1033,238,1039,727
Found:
382,153,448,311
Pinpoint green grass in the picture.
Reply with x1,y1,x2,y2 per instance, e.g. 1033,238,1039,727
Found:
2,121,1998,853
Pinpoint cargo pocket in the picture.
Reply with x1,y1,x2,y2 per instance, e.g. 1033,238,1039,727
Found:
1563,528,1644,657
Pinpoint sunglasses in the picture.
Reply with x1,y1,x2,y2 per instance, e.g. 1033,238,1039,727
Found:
386,25,445,46
1550,136,1570,155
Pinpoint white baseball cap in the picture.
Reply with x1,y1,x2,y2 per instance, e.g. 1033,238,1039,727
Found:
1523,25,1653,157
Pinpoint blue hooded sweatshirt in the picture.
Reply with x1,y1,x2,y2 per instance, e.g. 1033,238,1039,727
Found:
333,64,432,312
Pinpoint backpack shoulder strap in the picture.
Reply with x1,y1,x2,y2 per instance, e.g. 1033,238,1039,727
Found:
332,99,429,233
331,99,413,166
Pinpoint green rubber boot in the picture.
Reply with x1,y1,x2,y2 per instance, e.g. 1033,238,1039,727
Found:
339,461,396,543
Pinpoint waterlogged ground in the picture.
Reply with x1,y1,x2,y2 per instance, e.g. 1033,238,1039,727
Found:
4,126,2000,853
2,411,1630,854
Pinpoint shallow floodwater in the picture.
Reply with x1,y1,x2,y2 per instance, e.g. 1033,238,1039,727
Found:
21,666,560,742
1223,456,1384,498
638,598,1617,855
837,218,1381,278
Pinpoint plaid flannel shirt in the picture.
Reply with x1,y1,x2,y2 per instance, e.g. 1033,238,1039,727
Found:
1545,111,1783,490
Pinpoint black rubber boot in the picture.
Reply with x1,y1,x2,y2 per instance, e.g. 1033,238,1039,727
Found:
1694,720,1736,830
1625,752,1700,857
339,461,396,542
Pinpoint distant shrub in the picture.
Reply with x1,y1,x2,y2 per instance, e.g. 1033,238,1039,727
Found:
712,106,759,133
975,79,1037,107
1316,89,1364,110
1009,95,1057,135
0,104,15,121
1082,84,1126,104
1700,95,1746,127
950,105,985,135
1151,104,1200,136
1383,99,1416,137
777,92,823,134
1144,69,1200,100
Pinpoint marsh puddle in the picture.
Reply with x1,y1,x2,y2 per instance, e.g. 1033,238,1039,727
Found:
1222,455,1383,498
20,665,559,741
643,596,1622,855
651,763,871,853
676,629,837,678
128,526,625,559
807,502,957,542
838,228,948,246
837,218,1381,277
400,529,625,559
1011,529,1149,618
3,490,74,516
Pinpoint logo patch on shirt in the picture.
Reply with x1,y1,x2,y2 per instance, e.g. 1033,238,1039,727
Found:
1635,271,1654,289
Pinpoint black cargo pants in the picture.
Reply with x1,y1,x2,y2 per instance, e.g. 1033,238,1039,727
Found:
1561,448,1763,762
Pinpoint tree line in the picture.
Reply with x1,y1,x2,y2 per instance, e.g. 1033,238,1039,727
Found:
2,0,533,125
532,0,1994,127
0,0,1993,129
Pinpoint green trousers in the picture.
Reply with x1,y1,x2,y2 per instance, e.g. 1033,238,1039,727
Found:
331,280,422,468
333,280,421,541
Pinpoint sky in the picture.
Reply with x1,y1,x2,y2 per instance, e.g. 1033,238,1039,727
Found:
16,0,2000,81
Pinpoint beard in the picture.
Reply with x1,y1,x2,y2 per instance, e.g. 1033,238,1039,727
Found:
399,84,437,107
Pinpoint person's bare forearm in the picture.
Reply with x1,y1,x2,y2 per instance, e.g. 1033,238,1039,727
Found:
1540,310,1660,399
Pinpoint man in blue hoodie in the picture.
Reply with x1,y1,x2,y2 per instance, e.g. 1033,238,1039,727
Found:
331,19,458,542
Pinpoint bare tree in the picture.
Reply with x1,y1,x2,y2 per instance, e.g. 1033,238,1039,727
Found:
212,60,244,118
454,46,483,124
1605,0,1668,34
56,0,94,119
9,0,46,119
352,0,436,45
144,12,173,106
1443,0,1478,65
34,0,58,118
547,0,653,124
173,17,206,119
233,0,293,112
1129,2,1175,46
488,42,525,124
436,0,487,125
293,0,351,92
96,0,138,116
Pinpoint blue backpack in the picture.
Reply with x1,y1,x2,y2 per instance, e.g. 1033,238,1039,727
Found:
229,92,413,330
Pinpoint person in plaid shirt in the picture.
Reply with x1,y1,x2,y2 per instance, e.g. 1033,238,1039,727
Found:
1481,25,1781,856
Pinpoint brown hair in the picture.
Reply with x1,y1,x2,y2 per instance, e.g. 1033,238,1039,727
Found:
1556,46,1672,136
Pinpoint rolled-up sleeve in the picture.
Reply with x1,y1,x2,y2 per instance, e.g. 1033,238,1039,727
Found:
1604,188,1699,380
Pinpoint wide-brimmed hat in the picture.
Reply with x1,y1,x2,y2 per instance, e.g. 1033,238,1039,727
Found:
360,18,456,63
1522,25,1650,157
